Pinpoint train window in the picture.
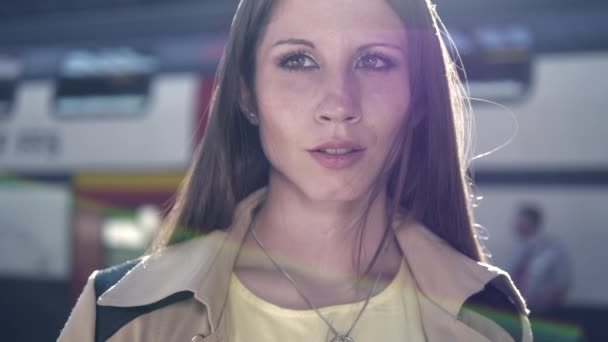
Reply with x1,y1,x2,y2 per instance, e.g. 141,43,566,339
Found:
0,133,7,155
448,26,533,102
54,47,158,118
0,56,21,120
0,79,14,119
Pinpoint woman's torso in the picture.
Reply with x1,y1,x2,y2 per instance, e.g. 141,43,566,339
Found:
225,258,427,341
57,190,531,342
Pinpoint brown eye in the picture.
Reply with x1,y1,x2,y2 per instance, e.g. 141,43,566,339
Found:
356,54,394,70
279,53,318,70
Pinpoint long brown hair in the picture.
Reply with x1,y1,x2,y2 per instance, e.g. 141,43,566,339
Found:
151,0,483,264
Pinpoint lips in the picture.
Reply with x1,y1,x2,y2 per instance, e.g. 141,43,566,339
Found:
310,140,365,153
308,140,366,170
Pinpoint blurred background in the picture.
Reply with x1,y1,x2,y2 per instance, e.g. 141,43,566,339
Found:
0,0,606,341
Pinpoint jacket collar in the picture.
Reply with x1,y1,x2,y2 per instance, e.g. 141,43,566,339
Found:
97,187,526,333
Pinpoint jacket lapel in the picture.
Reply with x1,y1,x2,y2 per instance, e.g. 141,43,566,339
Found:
395,220,502,316
193,189,263,332
395,219,528,341
96,188,266,335
417,294,491,342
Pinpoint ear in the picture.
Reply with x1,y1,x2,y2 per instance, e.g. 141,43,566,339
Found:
239,78,259,126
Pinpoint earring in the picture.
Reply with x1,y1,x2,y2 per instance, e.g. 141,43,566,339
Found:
247,111,259,125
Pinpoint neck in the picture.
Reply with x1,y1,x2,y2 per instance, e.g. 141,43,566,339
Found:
248,173,397,279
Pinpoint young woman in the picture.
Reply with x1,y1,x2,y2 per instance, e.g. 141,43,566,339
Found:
59,0,532,341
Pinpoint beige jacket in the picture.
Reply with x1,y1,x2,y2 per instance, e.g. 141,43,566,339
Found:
58,188,532,342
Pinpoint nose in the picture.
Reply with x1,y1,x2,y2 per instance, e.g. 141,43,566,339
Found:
314,72,361,124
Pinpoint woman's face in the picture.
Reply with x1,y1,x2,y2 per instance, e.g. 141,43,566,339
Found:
253,0,411,201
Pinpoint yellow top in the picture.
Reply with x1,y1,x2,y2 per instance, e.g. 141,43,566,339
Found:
225,260,426,341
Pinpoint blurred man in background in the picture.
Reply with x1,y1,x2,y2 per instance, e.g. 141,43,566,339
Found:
510,203,573,316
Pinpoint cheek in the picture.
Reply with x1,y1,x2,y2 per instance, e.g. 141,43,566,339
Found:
257,120,293,177
256,64,320,108
255,94,307,166
359,73,411,140
254,67,318,154
361,71,410,110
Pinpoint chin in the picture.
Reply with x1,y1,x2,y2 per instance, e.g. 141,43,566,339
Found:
269,164,378,204
300,178,373,203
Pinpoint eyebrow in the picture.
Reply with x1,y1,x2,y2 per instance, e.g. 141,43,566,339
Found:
271,39,404,54
272,38,315,49
357,42,404,54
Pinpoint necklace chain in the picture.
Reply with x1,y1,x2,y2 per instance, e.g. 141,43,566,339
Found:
249,218,386,342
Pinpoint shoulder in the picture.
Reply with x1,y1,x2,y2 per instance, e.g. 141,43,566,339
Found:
96,230,228,305
394,220,532,341
90,231,227,342
461,282,526,342
93,258,196,342
94,258,141,299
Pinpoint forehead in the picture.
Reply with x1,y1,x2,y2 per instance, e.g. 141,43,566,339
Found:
263,0,406,44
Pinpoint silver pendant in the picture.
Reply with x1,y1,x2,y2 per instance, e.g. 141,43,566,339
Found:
331,336,355,342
